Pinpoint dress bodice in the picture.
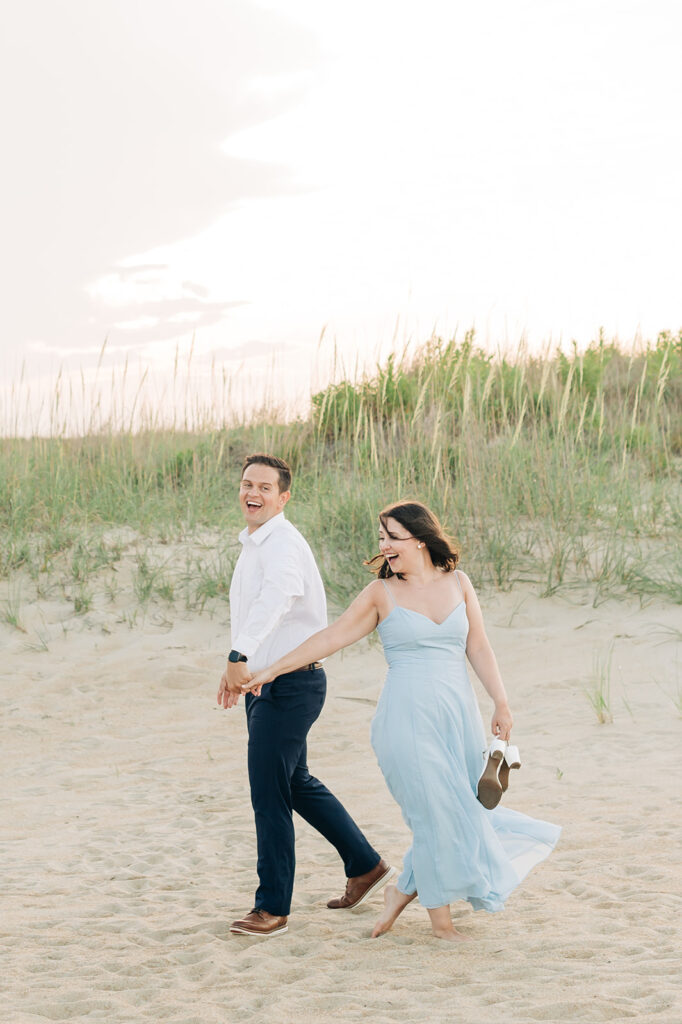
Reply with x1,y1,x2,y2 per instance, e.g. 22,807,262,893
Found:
377,601,469,667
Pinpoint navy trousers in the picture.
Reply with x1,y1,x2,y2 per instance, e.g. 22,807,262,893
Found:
245,667,380,916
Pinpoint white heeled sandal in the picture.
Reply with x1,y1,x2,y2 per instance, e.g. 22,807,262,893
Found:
477,738,507,809
498,744,521,792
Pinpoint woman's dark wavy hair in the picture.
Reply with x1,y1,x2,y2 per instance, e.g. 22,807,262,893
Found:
366,500,459,579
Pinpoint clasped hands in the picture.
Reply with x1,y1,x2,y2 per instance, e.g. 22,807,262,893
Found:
216,661,275,708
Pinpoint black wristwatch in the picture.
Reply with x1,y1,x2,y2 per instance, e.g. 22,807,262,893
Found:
228,649,248,663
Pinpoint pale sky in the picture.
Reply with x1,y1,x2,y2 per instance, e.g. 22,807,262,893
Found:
2,0,681,431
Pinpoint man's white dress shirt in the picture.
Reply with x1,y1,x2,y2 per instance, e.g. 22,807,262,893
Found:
229,513,328,673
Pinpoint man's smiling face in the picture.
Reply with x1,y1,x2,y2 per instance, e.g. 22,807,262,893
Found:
239,464,290,532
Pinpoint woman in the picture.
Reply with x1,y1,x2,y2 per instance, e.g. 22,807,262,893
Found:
243,501,560,941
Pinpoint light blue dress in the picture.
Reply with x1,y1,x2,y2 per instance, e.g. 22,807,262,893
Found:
370,576,561,911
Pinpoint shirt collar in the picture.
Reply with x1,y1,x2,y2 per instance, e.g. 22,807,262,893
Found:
238,512,287,547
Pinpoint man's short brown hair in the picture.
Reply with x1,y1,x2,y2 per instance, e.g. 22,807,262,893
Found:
241,453,292,493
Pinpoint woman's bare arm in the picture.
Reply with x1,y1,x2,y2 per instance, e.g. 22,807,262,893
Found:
459,571,513,739
243,581,382,691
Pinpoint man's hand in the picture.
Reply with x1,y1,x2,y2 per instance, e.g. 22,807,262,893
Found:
217,660,252,709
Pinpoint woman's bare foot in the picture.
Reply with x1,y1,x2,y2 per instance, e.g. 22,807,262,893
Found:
431,927,471,942
371,884,417,937
427,904,471,942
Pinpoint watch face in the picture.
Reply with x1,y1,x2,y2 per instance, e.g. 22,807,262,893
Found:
228,650,240,662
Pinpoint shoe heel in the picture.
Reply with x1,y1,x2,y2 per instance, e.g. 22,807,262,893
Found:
505,744,521,770
499,744,521,792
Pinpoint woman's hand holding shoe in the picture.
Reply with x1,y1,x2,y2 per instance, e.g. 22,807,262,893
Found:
491,702,513,741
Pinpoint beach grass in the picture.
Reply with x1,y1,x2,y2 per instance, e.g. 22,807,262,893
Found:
585,644,615,724
1,330,680,611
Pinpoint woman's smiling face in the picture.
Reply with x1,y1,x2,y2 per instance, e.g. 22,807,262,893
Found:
378,516,421,573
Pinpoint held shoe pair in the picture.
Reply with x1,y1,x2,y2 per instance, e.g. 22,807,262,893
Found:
477,738,521,809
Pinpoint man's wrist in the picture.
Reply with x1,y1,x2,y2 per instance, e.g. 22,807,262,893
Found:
228,649,248,663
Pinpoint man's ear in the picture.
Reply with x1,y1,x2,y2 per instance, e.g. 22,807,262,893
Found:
279,489,291,509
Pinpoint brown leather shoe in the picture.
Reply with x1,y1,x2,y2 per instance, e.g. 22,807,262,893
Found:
327,858,397,909
230,909,288,936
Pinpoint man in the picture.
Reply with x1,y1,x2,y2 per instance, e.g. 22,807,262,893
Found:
217,453,394,937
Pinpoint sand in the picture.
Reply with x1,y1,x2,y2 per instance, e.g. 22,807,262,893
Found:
2,568,681,1024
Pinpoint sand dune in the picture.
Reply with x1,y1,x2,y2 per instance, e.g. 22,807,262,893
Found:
2,574,681,1024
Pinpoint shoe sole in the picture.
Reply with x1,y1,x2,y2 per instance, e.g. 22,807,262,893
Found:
347,865,398,910
477,752,504,809
477,778,503,809
229,924,288,937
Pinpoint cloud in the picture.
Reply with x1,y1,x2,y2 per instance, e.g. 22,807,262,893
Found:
105,298,248,346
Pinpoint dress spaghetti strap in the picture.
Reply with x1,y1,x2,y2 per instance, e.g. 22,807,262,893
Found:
381,578,397,607
454,569,464,597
